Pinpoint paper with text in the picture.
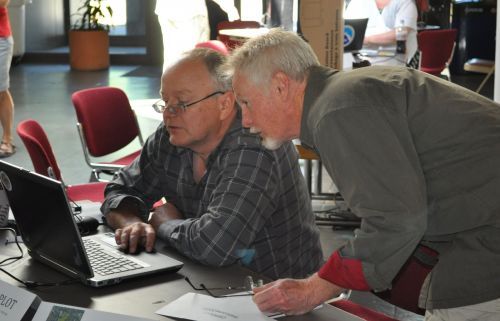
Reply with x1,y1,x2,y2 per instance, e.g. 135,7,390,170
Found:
156,292,275,321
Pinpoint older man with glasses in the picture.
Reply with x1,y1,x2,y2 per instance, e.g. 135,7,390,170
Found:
101,47,323,280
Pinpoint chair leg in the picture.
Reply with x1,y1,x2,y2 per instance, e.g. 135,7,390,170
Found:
440,67,451,81
477,66,495,93
89,170,100,183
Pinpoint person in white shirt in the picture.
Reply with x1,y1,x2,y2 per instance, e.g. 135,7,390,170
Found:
347,0,418,61
155,0,210,71
345,0,389,34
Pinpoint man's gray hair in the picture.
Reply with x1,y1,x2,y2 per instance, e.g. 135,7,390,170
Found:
178,48,232,91
226,28,320,86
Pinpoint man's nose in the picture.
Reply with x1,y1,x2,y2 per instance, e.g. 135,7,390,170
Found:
163,109,174,122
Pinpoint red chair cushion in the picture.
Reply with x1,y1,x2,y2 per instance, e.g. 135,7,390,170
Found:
67,182,107,203
195,40,229,55
216,20,260,50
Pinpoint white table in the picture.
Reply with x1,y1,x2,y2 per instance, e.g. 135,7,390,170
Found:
218,27,270,41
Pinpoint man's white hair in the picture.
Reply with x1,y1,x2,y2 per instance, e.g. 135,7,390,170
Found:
225,28,320,88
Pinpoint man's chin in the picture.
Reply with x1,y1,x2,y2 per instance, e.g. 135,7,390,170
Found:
261,137,284,150
169,136,187,148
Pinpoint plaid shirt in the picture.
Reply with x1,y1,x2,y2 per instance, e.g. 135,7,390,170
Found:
102,113,323,279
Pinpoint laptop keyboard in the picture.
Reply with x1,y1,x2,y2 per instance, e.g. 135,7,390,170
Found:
83,238,144,276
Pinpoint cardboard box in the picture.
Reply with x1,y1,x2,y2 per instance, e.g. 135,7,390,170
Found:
299,0,344,69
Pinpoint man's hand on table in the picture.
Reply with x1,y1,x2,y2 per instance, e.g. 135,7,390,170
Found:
252,273,345,316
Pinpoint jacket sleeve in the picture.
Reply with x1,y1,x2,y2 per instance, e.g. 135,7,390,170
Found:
314,106,427,291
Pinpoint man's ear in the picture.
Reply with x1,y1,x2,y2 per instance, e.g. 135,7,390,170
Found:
272,71,290,102
218,91,236,120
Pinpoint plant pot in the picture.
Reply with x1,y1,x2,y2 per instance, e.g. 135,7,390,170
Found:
69,30,109,71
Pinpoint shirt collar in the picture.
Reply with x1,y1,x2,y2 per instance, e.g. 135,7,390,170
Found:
168,109,244,163
299,65,339,150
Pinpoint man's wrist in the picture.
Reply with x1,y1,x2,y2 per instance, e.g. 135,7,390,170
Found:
306,273,345,304
104,196,149,221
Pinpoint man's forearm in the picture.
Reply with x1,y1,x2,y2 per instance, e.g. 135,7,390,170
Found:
364,30,396,45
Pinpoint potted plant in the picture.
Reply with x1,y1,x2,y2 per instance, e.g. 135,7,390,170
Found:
69,0,113,71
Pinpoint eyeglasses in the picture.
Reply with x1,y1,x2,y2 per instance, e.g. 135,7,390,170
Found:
184,276,263,298
152,91,225,115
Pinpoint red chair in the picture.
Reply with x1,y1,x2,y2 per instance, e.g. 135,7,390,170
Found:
71,87,144,182
195,40,229,55
16,119,106,203
418,29,457,78
216,20,260,50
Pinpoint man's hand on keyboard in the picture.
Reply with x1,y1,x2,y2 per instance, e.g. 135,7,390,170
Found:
114,222,156,254
106,209,156,254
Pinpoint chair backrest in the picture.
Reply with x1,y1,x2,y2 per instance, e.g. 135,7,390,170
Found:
195,40,229,55
418,28,457,75
216,20,260,49
71,86,141,157
16,119,62,181
216,20,260,30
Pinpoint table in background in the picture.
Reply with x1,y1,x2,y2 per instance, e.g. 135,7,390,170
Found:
218,27,270,43
343,51,406,70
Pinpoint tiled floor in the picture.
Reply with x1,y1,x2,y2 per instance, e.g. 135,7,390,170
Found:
6,62,495,321
8,63,162,185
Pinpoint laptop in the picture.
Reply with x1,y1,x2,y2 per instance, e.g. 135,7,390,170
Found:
0,160,183,287
343,18,369,53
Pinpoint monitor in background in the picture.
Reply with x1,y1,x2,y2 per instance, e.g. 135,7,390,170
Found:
344,18,369,53
344,18,371,68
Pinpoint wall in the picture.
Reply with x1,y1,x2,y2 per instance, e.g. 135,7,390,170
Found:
25,0,65,51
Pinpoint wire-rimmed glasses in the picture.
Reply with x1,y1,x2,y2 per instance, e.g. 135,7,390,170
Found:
152,91,225,115
184,276,263,298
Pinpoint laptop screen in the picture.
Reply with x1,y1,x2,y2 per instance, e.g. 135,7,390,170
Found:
344,18,369,52
0,161,92,279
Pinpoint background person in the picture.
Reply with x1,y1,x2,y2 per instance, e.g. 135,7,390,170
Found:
155,0,210,71
360,0,418,61
102,47,323,280
344,0,389,34
0,0,15,157
226,28,500,320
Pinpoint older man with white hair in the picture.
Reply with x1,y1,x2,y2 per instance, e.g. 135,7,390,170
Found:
226,28,500,320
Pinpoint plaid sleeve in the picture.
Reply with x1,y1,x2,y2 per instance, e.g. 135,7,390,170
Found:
101,125,179,220
160,146,280,267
